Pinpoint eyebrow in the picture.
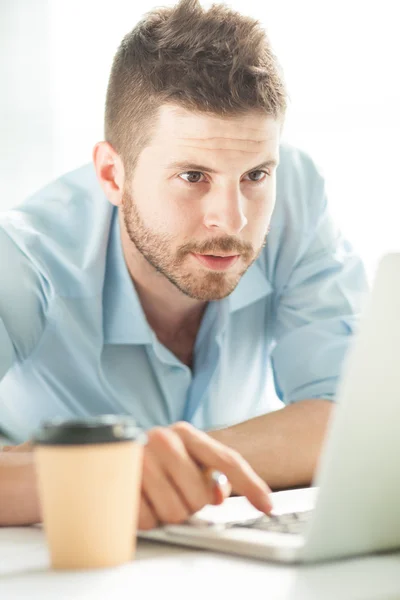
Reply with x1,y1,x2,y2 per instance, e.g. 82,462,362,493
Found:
165,159,279,174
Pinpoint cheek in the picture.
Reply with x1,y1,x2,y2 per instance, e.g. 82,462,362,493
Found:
156,182,203,235
248,190,276,234
132,179,185,233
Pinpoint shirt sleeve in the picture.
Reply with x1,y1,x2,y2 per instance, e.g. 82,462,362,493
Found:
0,227,47,383
270,164,369,404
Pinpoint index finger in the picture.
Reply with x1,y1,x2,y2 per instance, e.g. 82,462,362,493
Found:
170,422,272,514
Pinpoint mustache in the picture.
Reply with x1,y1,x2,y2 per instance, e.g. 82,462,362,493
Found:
177,237,254,261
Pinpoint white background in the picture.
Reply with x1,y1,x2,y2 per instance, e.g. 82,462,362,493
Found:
1,0,399,281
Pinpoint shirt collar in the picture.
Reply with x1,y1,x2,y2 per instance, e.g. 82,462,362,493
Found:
103,209,272,344
228,260,272,313
103,209,152,345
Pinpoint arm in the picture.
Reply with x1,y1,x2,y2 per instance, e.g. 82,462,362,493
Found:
0,227,49,524
0,226,47,383
0,451,41,525
208,399,333,490
0,402,330,525
0,425,272,528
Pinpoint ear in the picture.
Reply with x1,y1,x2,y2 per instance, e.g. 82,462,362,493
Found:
92,141,125,207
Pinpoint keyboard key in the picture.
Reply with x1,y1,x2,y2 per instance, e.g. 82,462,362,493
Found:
232,510,312,534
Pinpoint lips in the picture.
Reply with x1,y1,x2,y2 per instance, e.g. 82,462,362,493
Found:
191,253,240,271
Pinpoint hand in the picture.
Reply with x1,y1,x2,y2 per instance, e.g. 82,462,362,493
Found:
1,425,273,531
138,421,272,530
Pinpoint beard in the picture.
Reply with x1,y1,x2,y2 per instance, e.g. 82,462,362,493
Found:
122,189,268,301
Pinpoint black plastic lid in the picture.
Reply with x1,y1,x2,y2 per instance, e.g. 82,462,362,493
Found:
33,415,147,446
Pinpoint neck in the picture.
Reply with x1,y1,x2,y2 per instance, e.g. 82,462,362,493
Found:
119,212,207,339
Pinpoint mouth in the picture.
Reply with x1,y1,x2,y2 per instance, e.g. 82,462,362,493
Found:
191,253,240,271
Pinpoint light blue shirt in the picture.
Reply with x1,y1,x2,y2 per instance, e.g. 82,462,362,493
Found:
0,143,368,443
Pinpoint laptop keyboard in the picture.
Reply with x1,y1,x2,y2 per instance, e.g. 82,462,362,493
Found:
231,510,313,535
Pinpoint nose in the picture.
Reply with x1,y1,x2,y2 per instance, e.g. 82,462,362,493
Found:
203,185,248,235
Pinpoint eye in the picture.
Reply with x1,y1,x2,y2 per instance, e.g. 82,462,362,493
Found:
179,171,206,184
244,170,269,183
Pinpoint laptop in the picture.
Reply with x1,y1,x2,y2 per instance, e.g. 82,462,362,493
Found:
139,253,400,563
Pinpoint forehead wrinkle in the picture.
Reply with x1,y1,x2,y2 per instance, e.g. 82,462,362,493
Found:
177,138,271,151
180,136,267,144
176,145,267,155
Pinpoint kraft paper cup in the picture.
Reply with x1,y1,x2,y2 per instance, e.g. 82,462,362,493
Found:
33,415,147,570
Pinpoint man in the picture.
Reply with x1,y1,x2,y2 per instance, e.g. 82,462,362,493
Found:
0,0,367,528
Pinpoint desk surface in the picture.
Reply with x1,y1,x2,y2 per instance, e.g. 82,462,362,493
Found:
1,437,400,599
1,494,400,600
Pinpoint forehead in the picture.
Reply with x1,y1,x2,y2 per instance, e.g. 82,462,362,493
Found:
149,104,281,154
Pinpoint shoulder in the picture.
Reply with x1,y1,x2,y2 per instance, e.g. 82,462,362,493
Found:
275,142,327,228
259,142,330,285
0,163,113,296
0,227,48,361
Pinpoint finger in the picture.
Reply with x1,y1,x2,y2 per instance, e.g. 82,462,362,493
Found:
142,443,192,524
138,492,159,531
149,428,214,513
171,422,272,514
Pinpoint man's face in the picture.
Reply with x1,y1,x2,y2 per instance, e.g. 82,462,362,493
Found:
122,104,281,301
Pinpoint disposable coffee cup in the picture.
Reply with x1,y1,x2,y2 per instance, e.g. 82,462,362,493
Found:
33,415,147,570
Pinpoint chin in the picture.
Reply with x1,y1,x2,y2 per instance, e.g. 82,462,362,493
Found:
178,272,242,301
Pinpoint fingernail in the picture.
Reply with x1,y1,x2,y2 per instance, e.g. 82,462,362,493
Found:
261,495,273,513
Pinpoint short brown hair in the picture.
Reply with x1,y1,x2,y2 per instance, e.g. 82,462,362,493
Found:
104,0,288,176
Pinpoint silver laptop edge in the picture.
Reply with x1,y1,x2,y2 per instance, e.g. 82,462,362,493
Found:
139,253,400,564
300,252,400,562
